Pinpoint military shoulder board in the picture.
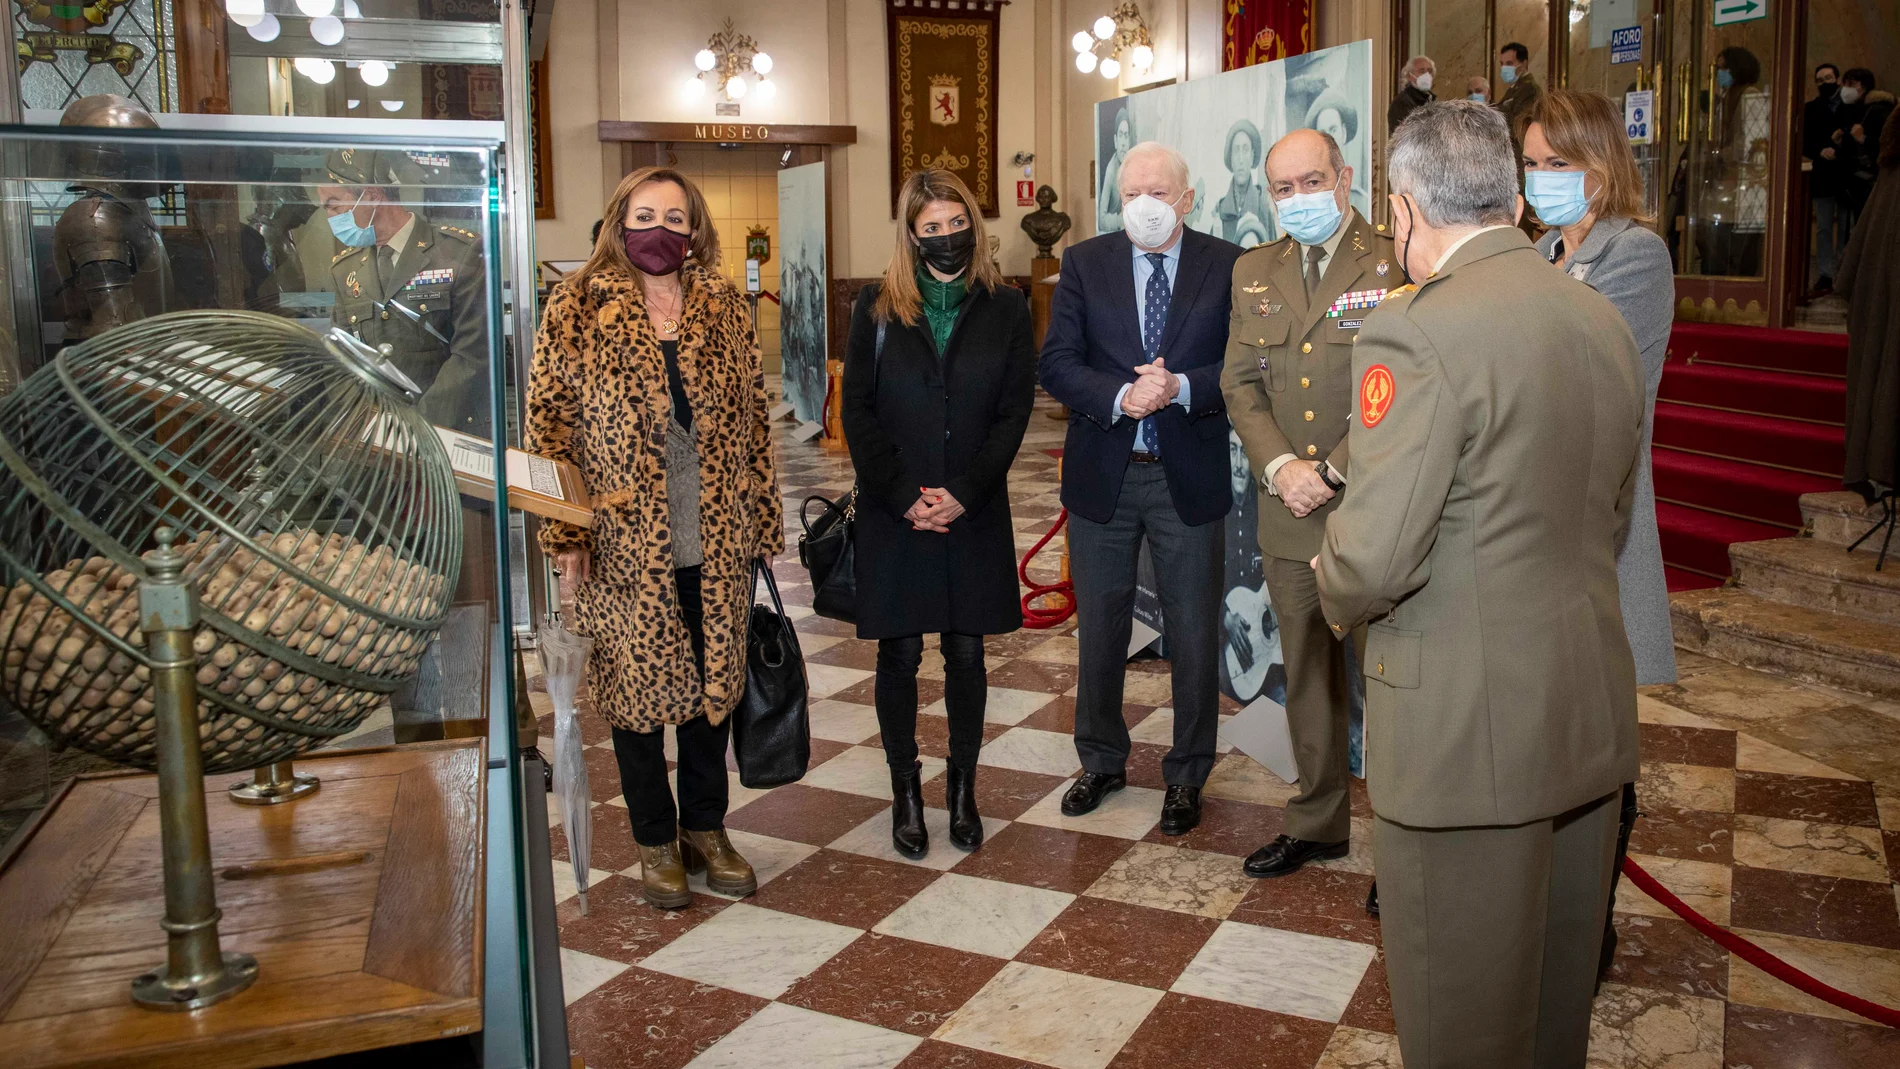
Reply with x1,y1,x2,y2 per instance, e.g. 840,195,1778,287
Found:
331,247,356,265
1325,289,1387,317
437,225,478,242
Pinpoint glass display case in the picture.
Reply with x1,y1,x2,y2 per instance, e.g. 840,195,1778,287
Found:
0,121,562,1068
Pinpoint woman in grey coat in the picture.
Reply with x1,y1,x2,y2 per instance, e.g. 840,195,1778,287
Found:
1522,89,1677,983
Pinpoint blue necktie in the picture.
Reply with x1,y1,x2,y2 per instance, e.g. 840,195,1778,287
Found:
1140,252,1169,455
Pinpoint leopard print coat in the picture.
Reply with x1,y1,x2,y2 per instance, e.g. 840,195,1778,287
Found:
528,262,783,732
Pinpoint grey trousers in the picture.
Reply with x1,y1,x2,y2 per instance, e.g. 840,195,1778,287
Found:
1375,790,1621,1069
1263,554,1359,843
1068,461,1223,787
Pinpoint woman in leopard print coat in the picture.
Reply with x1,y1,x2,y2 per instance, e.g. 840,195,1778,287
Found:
529,166,782,908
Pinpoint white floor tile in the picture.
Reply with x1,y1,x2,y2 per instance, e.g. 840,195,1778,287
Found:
932,961,1164,1069
667,828,817,899
1171,920,1375,1023
551,862,616,906
1014,780,1166,840
873,872,1073,959
686,1002,922,1069
924,686,1055,726
559,947,630,1006
806,662,874,700
802,745,945,800
638,902,862,999
808,698,883,744
827,807,1011,871
978,726,1083,776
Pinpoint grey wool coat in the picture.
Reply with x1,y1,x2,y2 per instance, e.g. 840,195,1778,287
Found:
1538,215,1678,685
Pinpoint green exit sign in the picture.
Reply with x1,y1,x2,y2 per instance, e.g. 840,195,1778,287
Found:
1713,0,1766,26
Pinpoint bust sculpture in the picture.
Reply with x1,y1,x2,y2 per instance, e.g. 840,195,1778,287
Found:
1019,184,1072,259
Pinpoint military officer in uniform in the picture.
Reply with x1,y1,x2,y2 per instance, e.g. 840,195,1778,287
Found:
318,148,491,437
1221,128,1393,884
1315,101,1643,1068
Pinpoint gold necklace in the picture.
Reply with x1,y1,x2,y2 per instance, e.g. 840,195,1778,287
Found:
649,289,683,335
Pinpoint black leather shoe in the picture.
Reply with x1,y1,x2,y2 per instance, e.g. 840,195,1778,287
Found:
1365,881,1379,917
890,761,928,858
1060,772,1126,816
1157,785,1202,835
1243,833,1350,878
945,761,983,851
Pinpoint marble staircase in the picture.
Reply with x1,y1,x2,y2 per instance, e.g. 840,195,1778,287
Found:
1670,492,1900,699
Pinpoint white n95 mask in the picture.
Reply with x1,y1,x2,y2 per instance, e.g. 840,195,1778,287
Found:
1122,192,1183,248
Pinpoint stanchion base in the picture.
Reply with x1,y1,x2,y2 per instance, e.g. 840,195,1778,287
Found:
227,772,320,806
130,951,258,1011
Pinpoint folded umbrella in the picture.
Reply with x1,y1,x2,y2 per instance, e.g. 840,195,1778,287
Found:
538,615,595,914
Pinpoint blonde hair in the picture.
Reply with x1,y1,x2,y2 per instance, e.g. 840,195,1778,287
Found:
571,166,721,289
875,169,1002,327
1524,90,1652,224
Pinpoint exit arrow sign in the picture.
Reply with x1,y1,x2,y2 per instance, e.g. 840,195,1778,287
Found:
1713,0,1766,26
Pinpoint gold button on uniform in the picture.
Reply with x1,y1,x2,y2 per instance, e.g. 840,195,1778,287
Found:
1301,342,1313,353
1257,337,1265,345
381,310,391,320
1304,411,1315,421
1306,444,1318,456
348,315,358,325
1301,376,1311,388
1331,623,1344,632
1377,663,1385,675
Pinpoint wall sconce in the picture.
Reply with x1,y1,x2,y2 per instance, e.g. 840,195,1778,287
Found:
687,17,776,103
1071,3,1153,80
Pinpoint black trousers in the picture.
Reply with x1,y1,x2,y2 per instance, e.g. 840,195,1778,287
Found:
610,567,731,847
876,633,986,770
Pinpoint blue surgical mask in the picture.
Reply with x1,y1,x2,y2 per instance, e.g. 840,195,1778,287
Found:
1525,169,1593,227
1468,92,1488,102
1716,69,1735,90
1500,63,1519,85
1273,181,1344,246
328,191,378,248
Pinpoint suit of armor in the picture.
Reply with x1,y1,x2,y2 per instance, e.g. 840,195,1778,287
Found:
51,94,177,343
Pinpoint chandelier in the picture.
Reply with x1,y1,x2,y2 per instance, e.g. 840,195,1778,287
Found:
1071,2,1153,81
690,18,776,103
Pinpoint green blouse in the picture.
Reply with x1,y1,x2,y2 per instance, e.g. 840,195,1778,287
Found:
915,263,970,355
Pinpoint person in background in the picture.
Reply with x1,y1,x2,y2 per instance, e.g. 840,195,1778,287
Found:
1467,76,1490,104
1805,62,1850,295
1707,46,1771,275
1223,128,1394,905
1318,100,1644,1068
1039,141,1242,837
1841,68,1887,223
1836,112,1900,510
1215,119,1269,246
528,167,782,911
1494,41,1542,132
840,168,1036,858
1522,88,1679,983
1389,56,1436,133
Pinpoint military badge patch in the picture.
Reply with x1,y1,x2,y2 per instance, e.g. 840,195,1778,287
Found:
1241,281,1268,294
1360,365,1395,429
345,271,361,297
1376,260,1389,277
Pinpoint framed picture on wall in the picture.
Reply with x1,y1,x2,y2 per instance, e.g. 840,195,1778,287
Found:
885,0,1000,217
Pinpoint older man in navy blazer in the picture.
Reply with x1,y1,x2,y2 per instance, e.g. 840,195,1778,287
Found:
1039,141,1243,835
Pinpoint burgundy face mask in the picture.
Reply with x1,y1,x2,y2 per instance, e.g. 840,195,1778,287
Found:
623,224,690,275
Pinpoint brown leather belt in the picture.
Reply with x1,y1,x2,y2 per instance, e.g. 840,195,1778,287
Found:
1129,453,1162,464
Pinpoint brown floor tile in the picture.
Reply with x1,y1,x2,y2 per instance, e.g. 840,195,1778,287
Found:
586,743,627,804
1124,742,1176,791
1720,1002,1900,1068
781,932,1008,1037
564,965,766,1069
1339,949,1396,1033
1629,804,1736,865
950,821,1135,893
987,658,1081,694
725,735,849,775
777,583,815,607
1016,896,1220,990
1125,655,1171,675
1639,722,1738,768
1017,695,1155,736
1604,912,1728,1000
986,628,1063,658
748,848,942,929
896,1039,1043,1068
1733,771,1882,828
1106,992,1335,1069
1228,865,1381,945
795,614,859,638
909,716,1012,763
1348,776,1374,820
1729,865,1900,950
1141,795,1286,858
831,674,947,710
550,805,646,873
920,764,1071,821
1887,830,1900,884
724,783,891,846
807,639,883,671
555,874,732,963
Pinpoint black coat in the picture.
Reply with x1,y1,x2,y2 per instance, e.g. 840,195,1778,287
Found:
841,282,1037,640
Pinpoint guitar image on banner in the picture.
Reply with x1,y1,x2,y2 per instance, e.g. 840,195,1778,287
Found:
1221,582,1281,703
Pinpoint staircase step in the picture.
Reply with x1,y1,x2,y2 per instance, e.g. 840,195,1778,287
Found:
1652,449,1838,529
1658,363,1846,423
1670,587,1900,699
1665,566,1724,593
1801,491,1896,553
1651,402,1844,476
1668,321,1851,376
1729,538,1900,626
1656,502,1785,578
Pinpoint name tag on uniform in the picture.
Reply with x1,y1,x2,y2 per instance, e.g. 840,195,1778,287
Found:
1325,289,1386,318
404,268,454,290
1338,319,1364,329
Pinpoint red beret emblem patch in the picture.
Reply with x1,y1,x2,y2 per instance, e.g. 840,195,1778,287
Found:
1360,365,1395,428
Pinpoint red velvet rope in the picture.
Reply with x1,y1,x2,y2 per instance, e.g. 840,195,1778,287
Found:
1019,509,1075,629
1621,857,1900,1027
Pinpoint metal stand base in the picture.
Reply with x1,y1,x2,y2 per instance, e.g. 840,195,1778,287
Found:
1846,494,1896,571
229,761,320,805
131,949,258,1011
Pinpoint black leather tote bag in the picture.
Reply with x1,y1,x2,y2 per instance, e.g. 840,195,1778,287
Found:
732,559,811,789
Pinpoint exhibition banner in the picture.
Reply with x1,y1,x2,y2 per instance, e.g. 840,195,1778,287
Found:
777,161,829,425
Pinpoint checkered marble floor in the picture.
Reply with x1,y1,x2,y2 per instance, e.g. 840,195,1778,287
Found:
531,390,1900,1069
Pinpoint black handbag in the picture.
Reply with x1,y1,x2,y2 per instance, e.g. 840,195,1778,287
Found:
797,313,883,623
732,559,811,789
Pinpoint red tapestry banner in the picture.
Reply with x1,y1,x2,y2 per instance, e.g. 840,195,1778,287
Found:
886,0,1002,217
1222,0,1312,71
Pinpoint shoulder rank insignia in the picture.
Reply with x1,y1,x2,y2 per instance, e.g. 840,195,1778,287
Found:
1240,281,1268,294
1325,289,1387,317
1351,233,1368,252
345,271,361,297
331,247,355,266
437,224,478,242
1379,284,1417,302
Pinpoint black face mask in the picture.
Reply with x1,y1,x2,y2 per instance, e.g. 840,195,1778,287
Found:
1396,196,1419,286
1819,82,1839,98
917,228,976,276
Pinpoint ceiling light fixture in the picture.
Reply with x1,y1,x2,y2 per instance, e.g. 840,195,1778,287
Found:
685,18,773,105
1072,3,1153,81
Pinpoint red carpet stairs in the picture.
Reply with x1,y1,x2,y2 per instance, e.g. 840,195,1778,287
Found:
1658,323,1900,697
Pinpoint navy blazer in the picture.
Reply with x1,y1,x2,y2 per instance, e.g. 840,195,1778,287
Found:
1038,227,1243,527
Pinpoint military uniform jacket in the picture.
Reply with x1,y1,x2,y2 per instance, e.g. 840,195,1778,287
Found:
330,215,491,436
1314,226,1646,829
1220,209,1396,561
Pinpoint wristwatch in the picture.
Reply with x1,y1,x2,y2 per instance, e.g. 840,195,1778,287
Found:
1315,460,1344,492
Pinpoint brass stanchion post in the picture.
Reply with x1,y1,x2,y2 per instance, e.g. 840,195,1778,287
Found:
131,528,258,1011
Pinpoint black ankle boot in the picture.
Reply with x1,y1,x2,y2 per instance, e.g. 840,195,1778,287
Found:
945,762,983,851
890,760,928,858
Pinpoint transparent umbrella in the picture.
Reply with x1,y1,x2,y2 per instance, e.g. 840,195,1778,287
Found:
538,615,595,914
